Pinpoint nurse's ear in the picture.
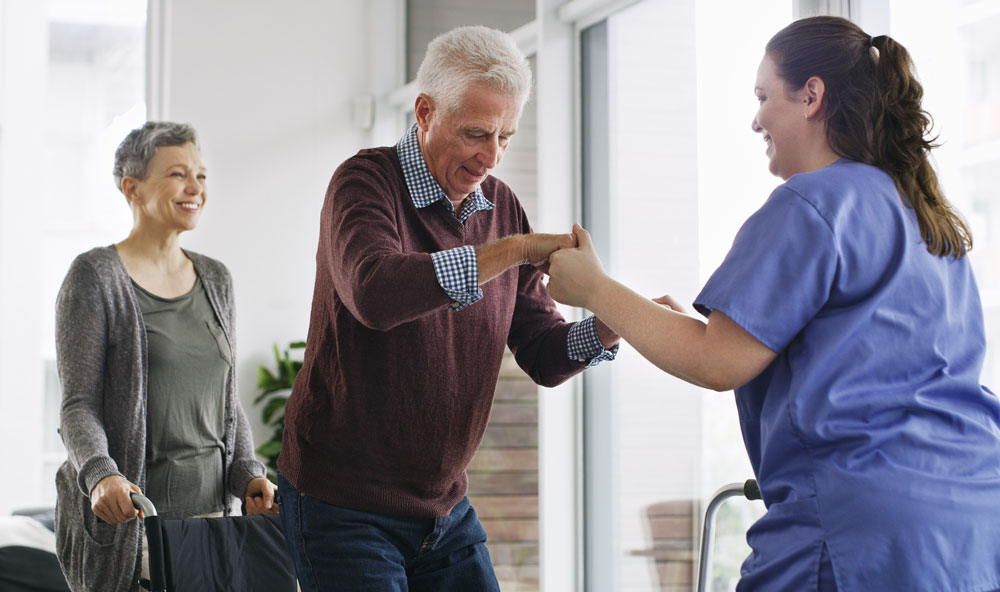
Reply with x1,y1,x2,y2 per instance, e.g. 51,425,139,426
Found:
801,76,826,120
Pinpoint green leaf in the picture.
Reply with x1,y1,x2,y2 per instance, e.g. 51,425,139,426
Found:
254,383,286,403
256,440,282,458
257,366,280,388
262,396,288,423
254,341,304,478
279,359,294,382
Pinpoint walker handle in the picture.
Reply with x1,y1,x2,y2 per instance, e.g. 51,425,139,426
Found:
131,493,166,592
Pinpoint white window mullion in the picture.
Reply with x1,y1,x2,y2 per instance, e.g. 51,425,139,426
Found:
146,0,170,119
535,1,584,590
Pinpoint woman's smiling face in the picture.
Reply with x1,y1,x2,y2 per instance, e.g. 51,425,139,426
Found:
751,54,814,180
129,142,207,233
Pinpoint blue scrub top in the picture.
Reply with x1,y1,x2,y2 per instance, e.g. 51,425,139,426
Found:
695,159,1000,592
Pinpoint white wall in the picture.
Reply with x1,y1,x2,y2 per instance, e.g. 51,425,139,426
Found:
157,0,370,445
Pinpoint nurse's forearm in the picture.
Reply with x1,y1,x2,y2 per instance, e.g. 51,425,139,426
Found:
583,277,774,391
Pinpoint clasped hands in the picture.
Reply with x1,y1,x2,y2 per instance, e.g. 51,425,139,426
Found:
530,224,607,310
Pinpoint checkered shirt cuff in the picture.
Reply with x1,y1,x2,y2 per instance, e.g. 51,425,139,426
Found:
567,316,619,367
431,246,483,311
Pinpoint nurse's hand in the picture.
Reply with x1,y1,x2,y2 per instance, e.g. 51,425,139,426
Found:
91,474,142,523
547,224,608,310
244,477,279,515
524,232,577,274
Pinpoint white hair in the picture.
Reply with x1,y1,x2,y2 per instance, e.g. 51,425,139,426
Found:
416,25,532,115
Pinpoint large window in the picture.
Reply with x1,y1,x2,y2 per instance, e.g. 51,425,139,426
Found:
879,0,1000,390
580,1,790,590
0,0,145,515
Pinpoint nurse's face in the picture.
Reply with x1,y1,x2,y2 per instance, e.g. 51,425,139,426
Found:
751,54,813,180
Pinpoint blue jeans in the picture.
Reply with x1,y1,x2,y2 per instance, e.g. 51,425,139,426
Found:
277,474,500,592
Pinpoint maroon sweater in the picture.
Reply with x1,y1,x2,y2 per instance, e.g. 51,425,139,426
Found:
279,146,587,517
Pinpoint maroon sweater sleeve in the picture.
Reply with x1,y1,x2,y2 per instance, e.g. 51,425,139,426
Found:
321,151,451,330
508,264,584,387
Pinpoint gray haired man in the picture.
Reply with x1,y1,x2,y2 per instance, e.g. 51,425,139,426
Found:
276,26,618,591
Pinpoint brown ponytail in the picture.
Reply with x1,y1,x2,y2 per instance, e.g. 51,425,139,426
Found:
766,16,972,258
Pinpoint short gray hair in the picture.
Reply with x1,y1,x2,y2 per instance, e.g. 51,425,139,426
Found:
416,25,532,115
113,121,198,192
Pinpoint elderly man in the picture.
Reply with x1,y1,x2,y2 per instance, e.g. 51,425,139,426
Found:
277,25,618,591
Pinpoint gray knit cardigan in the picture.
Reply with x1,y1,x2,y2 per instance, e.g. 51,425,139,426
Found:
53,246,266,592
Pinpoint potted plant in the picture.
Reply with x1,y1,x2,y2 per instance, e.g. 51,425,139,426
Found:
254,341,305,481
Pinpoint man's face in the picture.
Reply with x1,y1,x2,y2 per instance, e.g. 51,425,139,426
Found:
415,84,521,204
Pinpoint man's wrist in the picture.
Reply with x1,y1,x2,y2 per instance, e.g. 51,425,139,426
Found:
497,234,528,267
476,235,531,284
431,246,483,310
594,317,621,349
567,316,619,366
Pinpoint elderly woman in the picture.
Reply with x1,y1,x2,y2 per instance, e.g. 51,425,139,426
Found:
53,121,276,592
547,16,1000,592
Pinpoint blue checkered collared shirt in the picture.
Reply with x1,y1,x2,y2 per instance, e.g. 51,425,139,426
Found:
397,123,616,366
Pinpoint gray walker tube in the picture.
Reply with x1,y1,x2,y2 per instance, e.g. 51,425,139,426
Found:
696,479,761,592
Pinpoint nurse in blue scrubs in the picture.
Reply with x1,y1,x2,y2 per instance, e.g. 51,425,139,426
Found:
547,15,1000,592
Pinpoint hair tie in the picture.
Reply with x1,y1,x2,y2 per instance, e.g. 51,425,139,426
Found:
869,35,875,47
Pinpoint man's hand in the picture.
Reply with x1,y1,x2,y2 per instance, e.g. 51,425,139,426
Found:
546,224,608,309
477,232,577,284
523,232,577,272
244,477,279,515
90,474,141,524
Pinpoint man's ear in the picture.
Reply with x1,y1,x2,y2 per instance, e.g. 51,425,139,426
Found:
414,93,435,132
803,76,826,120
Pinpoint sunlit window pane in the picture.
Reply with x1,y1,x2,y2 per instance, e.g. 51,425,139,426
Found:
582,1,790,590
0,0,145,512
887,0,1000,388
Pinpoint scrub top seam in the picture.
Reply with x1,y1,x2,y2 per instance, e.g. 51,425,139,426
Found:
795,404,841,590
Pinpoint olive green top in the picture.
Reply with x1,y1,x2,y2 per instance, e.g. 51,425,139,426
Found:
133,277,228,518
